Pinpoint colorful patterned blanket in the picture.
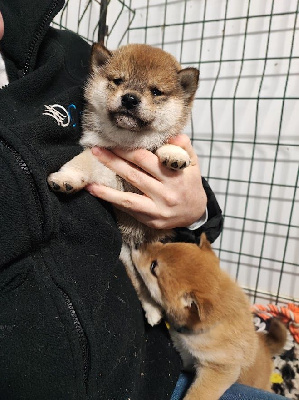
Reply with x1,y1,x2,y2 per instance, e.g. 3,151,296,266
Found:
253,303,299,399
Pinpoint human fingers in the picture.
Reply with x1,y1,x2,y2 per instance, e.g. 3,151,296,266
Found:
86,183,162,227
110,147,176,181
91,144,206,227
91,147,165,197
0,12,4,41
90,141,207,229
86,169,206,230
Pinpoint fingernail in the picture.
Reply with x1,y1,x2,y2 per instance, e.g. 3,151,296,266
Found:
85,184,94,195
92,147,101,156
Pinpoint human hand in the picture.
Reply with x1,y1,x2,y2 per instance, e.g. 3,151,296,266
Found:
0,12,4,40
86,134,207,230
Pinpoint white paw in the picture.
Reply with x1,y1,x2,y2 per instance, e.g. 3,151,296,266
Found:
143,303,163,326
156,144,190,170
47,169,87,193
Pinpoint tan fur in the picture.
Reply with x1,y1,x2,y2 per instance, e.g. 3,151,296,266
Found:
132,235,287,400
47,43,199,325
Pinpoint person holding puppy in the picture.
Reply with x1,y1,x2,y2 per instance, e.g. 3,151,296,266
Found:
0,1,284,399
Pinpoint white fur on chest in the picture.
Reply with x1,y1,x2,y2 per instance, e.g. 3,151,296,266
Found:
170,323,248,369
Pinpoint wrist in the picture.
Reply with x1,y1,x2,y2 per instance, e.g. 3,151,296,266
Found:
187,208,208,230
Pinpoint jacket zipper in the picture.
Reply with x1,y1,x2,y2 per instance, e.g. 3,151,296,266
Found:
8,0,89,390
0,138,44,229
37,250,91,393
22,0,61,77
60,289,90,391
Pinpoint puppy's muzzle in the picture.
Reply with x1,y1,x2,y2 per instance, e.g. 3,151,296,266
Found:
121,93,140,110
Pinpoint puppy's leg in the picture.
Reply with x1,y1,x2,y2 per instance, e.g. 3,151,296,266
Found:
48,148,119,193
120,244,163,326
156,144,190,170
184,364,240,400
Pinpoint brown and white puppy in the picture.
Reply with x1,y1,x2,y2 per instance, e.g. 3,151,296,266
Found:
132,234,287,400
47,43,199,325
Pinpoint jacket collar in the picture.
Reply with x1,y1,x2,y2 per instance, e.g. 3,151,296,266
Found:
0,0,64,80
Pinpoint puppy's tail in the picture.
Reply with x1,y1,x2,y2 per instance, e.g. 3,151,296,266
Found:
265,318,287,356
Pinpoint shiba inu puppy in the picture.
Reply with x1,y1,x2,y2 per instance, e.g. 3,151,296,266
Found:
132,234,287,400
47,43,199,325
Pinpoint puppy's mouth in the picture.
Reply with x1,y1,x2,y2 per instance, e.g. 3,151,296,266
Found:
109,111,148,132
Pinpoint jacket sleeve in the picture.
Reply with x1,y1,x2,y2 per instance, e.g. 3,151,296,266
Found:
173,177,224,244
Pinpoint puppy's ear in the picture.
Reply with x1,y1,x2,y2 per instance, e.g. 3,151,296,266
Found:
90,43,112,72
181,292,201,322
182,292,213,324
199,232,212,251
178,67,199,103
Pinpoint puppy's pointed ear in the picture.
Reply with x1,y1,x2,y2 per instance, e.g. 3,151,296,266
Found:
178,67,199,103
181,292,201,321
90,43,112,72
199,232,212,251
182,292,212,325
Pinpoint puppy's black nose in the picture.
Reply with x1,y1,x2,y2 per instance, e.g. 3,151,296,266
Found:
121,93,140,109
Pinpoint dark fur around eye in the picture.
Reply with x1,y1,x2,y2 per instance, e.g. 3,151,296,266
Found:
150,260,158,277
113,78,123,86
151,87,163,96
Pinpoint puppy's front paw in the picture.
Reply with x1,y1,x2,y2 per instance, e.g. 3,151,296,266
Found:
143,303,163,326
47,170,87,193
156,144,191,171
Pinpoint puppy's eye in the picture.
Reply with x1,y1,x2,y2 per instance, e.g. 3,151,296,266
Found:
113,78,123,86
151,87,163,96
150,260,158,277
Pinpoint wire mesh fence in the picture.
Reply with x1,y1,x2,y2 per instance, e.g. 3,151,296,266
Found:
53,0,299,306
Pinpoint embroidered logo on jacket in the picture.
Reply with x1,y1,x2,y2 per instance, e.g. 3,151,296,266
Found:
43,104,79,127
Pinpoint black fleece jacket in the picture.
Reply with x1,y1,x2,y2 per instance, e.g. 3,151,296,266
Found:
0,1,223,399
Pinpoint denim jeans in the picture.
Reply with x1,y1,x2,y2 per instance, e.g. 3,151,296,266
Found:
171,372,286,400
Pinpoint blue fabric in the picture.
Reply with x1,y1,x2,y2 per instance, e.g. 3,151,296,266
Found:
171,372,287,400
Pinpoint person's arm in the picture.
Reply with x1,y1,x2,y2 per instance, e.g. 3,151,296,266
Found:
86,134,223,242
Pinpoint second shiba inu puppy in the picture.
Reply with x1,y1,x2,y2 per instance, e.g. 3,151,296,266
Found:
132,235,287,400
47,43,199,325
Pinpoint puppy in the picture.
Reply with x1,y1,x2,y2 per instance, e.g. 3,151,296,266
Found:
47,43,199,325
132,234,287,400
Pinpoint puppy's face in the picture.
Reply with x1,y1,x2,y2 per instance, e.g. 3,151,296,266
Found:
132,235,221,333
84,43,199,149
